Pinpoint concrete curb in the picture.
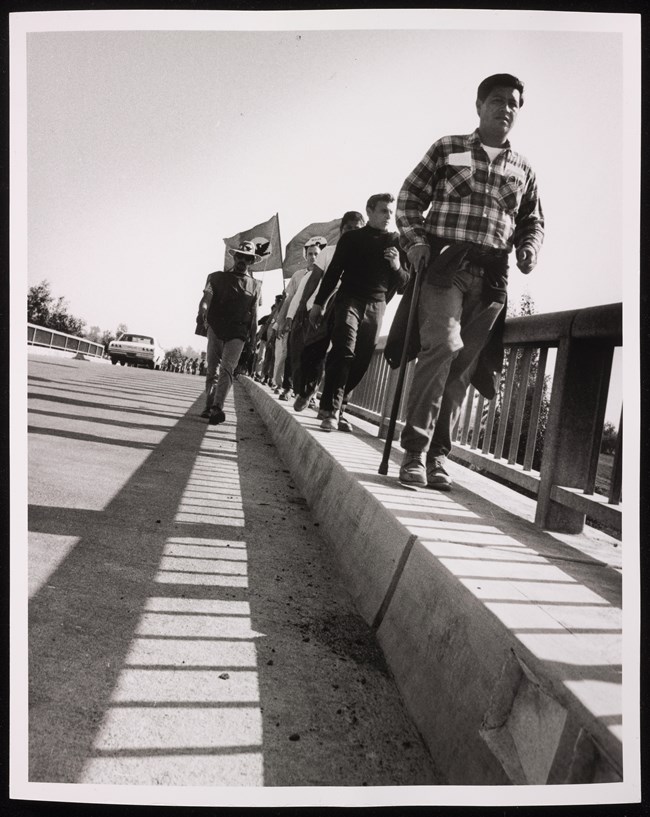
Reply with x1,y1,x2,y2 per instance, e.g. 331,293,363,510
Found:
241,377,623,786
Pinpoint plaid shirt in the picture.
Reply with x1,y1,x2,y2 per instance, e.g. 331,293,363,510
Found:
396,129,544,255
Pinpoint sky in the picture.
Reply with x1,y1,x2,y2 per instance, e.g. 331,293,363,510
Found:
9,9,641,807
12,9,639,416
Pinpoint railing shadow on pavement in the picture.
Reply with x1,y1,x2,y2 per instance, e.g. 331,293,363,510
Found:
27,364,437,788
28,382,221,782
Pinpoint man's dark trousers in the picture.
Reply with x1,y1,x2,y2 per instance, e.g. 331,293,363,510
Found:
320,295,385,413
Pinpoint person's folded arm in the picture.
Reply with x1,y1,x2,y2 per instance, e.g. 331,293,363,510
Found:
313,240,347,308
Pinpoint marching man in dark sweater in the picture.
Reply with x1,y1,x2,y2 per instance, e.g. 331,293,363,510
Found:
309,193,409,432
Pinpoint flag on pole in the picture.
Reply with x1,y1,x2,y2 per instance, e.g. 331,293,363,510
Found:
223,214,282,273
282,218,341,279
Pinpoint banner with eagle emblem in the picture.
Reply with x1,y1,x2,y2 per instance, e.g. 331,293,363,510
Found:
282,218,341,279
223,214,282,273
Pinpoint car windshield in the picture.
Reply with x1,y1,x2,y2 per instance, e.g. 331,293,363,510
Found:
120,335,154,344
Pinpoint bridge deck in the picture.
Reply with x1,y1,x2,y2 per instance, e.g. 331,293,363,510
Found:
242,376,623,787
20,352,627,799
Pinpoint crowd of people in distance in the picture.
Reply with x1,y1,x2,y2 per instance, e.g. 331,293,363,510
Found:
196,73,544,492
160,356,206,375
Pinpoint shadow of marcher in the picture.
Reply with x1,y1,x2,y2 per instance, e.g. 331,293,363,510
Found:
28,400,212,782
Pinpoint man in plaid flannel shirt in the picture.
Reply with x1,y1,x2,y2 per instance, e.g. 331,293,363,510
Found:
396,73,544,489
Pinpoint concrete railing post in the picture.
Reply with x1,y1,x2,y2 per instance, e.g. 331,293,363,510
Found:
535,333,614,532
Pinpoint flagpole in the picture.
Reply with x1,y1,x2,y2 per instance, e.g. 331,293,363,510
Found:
274,212,285,292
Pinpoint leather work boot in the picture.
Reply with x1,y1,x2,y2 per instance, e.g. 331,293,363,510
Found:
426,458,452,491
320,412,337,432
293,395,309,412
208,406,226,425
399,451,427,486
337,415,353,433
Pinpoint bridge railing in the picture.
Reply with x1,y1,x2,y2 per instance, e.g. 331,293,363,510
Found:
27,323,106,359
347,302,623,538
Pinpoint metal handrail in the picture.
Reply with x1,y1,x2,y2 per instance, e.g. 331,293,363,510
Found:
27,323,106,359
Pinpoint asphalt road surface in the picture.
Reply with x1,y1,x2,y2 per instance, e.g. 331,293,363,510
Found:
25,354,440,789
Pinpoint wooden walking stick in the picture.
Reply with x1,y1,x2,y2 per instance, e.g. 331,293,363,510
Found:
378,257,425,475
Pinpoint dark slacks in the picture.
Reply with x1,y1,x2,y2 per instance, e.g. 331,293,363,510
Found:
320,296,385,414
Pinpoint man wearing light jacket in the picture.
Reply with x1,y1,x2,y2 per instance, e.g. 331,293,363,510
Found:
272,237,325,400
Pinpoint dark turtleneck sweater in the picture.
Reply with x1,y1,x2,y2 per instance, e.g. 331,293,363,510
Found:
314,225,409,307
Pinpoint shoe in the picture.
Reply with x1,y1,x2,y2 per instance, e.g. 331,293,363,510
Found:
426,459,452,491
208,406,226,425
273,386,281,394
308,398,316,410
200,407,211,418
294,395,309,412
320,417,337,432
337,417,353,433
279,390,289,401
399,451,427,486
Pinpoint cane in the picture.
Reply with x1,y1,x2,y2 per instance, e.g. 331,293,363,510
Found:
378,256,425,475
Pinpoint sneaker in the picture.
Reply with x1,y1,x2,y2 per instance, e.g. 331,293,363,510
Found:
208,406,226,425
399,451,427,486
279,390,289,401
320,416,337,432
337,417,353,433
426,459,452,491
200,407,211,419
293,395,309,412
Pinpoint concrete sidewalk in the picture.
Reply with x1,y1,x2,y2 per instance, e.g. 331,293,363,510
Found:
241,376,624,787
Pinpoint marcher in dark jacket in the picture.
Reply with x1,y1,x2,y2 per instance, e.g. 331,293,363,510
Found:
200,240,262,425
309,193,409,432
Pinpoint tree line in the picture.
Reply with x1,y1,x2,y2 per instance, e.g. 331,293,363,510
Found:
27,279,202,364
28,279,126,351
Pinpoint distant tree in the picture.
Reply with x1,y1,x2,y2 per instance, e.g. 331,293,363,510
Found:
166,346,184,367
48,296,86,336
28,280,86,336
507,291,536,318
101,329,116,352
600,421,618,455
85,325,102,343
27,280,54,326
182,345,201,360
116,323,128,338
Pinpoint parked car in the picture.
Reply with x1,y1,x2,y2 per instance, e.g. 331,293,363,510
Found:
108,333,165,369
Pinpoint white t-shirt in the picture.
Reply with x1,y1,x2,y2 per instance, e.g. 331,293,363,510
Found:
481,143,504,163
287,244,338,317
275,267,309,330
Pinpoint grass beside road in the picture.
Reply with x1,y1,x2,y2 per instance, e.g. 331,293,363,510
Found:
595,453,614,497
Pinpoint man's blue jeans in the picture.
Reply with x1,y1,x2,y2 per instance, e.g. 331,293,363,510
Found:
400,266,504,459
